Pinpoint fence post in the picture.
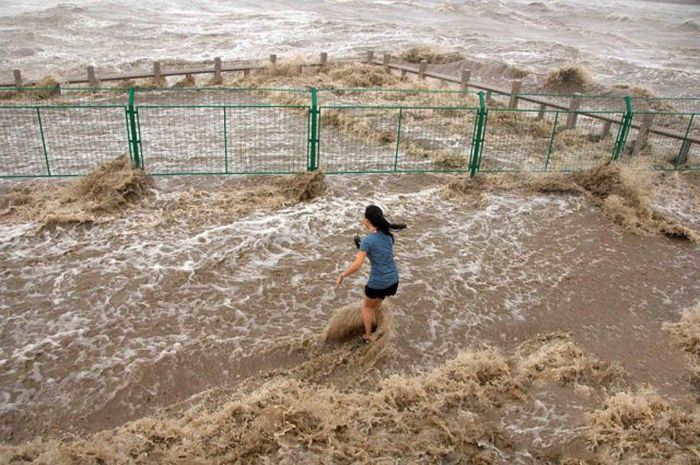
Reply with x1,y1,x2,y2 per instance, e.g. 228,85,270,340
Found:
214,57,222,83
536,103,546,120
393,108,403,172
633,113,655,156
308,87,319,171
470,91,487,176
366,50,375,63
544,112,560,171
13,69,22,89
320,52,328,68
153,61,161,83
223,106,228,174
460,66,471,91
674,114,695,167
127,88,142,169
418,60,427,80
508,81,522,109
612,96,633,160
383,53,391,72
87,65,99,87
36,108,51,176
269,54,277,71
676,140,692,167
565,94,580,129
600,120,612,139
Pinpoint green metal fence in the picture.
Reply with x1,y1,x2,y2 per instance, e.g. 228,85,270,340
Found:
0,86,697,178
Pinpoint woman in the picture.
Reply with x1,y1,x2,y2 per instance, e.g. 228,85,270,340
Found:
336,205,406,343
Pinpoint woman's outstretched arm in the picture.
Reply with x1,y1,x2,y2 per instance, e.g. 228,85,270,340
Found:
337,251,367,288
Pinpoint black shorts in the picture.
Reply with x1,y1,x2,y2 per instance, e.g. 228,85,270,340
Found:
364,281,399,300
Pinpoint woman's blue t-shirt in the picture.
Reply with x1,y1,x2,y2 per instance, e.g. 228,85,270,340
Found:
360,232,399,289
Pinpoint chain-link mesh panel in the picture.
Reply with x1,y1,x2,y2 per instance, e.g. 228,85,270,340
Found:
134,88,309,107
318,107,398,173
0,107,46,176
623,98,700,170
137,106,226,174
318,88,479,108
40,106,129,176
480,109,555,172
225,106,308,174
397,108,475,172
137,105,308,175
1,88,698,178
479,101,625,173
546,113,619,172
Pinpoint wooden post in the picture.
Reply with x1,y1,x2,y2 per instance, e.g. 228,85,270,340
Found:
13,69,22,89
536,103,546,120
214,57,222,82
87,65,99,87
486,90,492,105
367,50,375,63
633,113,655,155
418,60,427,80
676,140,692,166
508,81,522,109
383,53,391,72
153,61,161,83
565,95,581,129
460,67,471,91
269,54,277,71
320,52,328,68
600,120,612,139
401,69,407,78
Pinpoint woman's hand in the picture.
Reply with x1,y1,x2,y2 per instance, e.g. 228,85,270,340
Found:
337,251,366,289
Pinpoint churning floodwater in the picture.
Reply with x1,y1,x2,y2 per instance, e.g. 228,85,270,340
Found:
1,1,699,463
0,171,699,448
0,0,699,95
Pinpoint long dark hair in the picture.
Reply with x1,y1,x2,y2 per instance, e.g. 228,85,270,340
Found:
365,205,406,242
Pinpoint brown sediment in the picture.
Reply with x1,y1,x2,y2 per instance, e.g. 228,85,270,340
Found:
172,74,196,88
489,111,552,138
0,76,61,101
142,76,167,89
513,333,626,388
117,79,136,89
232,62,403,89
159,171,326,226
543,65,594,93
663,302,700,392
0,166,326,231
29,77,62,98
327,64,402,87
404,141,466,169
582,389,699,463
1,332,661,465
445,162,700,243
0,156,152,230
320,303,395,367
606,85,677,112
399,46,465,64
321,109,467,168
664,303,700,358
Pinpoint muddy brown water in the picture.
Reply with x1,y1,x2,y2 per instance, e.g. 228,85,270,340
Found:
0,173,698,444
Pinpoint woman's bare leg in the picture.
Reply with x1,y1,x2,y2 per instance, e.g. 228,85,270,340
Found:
362,297,379,340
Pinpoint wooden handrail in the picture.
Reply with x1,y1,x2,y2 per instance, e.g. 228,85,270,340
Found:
371,58,699,144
